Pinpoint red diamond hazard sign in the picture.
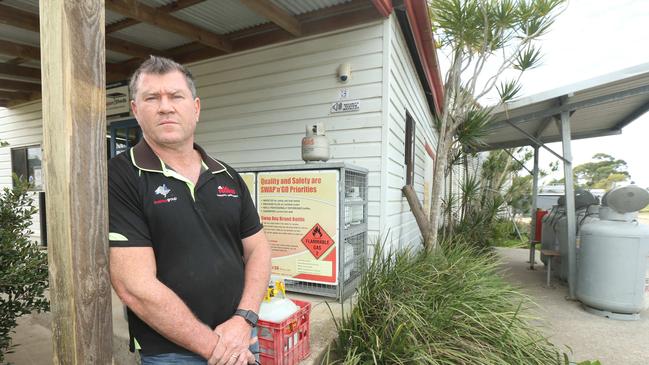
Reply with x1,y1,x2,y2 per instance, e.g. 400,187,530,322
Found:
301,223,335,259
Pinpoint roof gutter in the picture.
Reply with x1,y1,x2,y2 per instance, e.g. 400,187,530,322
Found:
403,0,444,116
371,0,393,17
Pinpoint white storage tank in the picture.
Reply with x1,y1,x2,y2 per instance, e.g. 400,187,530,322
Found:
576,185,649,320
302,123,330,162
555,190,599,281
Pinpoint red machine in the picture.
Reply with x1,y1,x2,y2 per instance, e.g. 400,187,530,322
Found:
535,208,548,242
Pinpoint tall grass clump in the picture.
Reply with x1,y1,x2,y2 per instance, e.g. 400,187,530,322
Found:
329,241,564,364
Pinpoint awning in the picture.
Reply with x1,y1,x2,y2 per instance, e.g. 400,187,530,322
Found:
477,62,649,152
476,62,649,299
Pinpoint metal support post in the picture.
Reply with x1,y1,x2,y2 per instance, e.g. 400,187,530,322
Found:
529,146,539,269
559,111,577,299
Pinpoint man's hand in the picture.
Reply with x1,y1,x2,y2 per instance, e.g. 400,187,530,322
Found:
208,316,258,365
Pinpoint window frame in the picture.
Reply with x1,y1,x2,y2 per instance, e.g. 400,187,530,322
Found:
10,144,43,191
404,112,416,186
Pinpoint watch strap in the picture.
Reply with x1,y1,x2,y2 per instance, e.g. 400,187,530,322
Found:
234,309,258,327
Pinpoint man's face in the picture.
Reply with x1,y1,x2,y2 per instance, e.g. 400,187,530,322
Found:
131,70,200,148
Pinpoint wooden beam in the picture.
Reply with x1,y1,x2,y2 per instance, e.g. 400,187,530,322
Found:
173,0,380,64
106,36,163,58
240,0,301,36
233,0,379,52
0,39,40,60
39,0,112,362
0,3,162,59
106,0,232,52
6,92,42,107
7,58,29,65
0,100,8,108
111,0,380,78
0,3,40,32
0,63,41,80
106,0,207,33
0,79,41,92
0,90,31,100
106,58,147,82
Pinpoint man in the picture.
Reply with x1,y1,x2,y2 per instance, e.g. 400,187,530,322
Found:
108,55,271,365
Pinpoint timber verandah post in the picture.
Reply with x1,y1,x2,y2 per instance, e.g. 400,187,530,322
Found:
40,0,113,363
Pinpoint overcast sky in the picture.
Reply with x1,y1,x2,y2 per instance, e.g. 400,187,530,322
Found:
438,0,649,189
518,0,649,189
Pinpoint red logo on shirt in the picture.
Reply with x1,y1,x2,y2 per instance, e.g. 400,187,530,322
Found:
154,197,178,205
217,185,238,197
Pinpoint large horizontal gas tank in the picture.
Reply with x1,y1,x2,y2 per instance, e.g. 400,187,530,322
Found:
577,217,649,315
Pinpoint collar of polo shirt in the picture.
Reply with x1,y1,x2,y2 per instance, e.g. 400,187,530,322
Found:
130,139,227,175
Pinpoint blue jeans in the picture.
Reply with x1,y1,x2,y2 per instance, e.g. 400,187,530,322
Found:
140,329,259,365
140,352,207,364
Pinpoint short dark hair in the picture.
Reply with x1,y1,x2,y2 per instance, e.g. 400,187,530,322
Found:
129,55,197,99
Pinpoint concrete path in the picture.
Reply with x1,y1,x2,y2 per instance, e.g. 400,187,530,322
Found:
4,290,343,365
8,249,648,364
497,247,649,365
4,290,137,365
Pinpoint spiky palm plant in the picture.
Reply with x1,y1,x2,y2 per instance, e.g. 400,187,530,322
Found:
425,0,567,250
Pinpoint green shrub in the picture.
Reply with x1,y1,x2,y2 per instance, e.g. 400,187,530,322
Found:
328,240,566,364
0,176,49,361
492,219,515,241
491,219,528,248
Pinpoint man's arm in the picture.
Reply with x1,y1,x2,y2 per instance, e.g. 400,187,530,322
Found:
209,229,272,365
110,247,218,359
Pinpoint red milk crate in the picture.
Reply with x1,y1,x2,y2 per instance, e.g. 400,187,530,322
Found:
257,299,311,365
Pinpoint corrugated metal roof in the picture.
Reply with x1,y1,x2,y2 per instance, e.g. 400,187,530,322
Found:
1,0,361,47
479,63,649,151
106,50,133,63
119,0,357,35
174,0,268,34
0,24,40,47
111,23,191,50
105,9,128,25
272,0,352,15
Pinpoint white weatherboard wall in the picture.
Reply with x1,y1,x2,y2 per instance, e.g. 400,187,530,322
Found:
188,21,386,237
0,16,443,253
0,101,44,243
382,15,438,251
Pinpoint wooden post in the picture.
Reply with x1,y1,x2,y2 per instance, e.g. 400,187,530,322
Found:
39,0,112,363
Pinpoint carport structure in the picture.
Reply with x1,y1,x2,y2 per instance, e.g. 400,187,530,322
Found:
0,0,445,362
477,63,649,299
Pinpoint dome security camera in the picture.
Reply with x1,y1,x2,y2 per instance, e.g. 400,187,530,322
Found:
338,63,351,82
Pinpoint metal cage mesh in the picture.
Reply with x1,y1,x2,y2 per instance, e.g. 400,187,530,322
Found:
284,166,368,301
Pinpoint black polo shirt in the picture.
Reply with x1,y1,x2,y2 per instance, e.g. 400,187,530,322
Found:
108,140,262,355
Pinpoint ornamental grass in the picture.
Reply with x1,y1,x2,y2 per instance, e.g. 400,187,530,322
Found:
327,240,568,364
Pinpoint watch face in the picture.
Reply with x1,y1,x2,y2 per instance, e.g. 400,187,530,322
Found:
248,311,258,324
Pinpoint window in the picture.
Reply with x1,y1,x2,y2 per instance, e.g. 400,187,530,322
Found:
404,112,416,186
109,119,141,158
11,145,43,190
